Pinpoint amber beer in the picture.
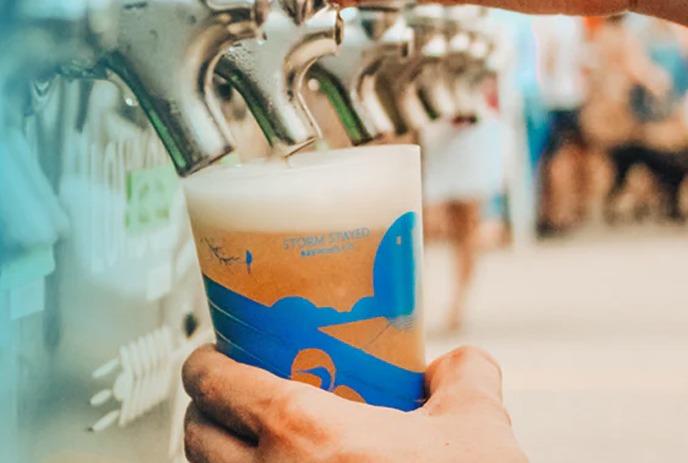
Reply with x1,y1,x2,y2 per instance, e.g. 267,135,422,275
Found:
184,145,426,410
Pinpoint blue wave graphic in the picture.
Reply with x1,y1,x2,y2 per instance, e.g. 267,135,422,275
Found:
206,212,425,411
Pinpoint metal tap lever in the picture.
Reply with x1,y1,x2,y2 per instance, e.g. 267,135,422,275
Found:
406,5,457,126
216,0,342,156
2,0,268,177
375,4,455,134
104,0,267,176
308,4,412,144
443,6,494,117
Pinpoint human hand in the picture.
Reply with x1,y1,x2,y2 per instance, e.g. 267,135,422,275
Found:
331,1,687,28
334,0,628,14
183,344,528,463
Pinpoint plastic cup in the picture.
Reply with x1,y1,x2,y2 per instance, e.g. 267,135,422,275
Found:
183,145,425,411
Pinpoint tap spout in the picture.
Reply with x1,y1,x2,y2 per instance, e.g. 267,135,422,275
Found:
375,4,456,134
217,0,343,157
443,6,494,117
105,0,268,177
308,4,412,144
406,5,457,125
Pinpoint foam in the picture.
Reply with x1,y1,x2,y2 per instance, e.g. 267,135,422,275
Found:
183,145,422,232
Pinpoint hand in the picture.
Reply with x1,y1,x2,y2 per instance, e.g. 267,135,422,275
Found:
183,344,528,463
332,1,687,27
335,0,628,14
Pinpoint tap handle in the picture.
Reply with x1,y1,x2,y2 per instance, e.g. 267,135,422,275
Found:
107,0,267,176
310,6,413,142
218,0,342,156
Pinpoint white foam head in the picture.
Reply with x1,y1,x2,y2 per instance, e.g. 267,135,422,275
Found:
183,145,422,232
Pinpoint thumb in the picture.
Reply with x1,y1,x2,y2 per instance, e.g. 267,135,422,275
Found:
422,346,507,419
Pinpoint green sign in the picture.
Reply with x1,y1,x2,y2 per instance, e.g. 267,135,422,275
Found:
125,164,178,233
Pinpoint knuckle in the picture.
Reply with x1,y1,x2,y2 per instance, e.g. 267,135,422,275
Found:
184,440,202,463
451,345,486,363
188,360,224,404
183,444,197,463
266,386,311,429
181,355,197,392
428,347,469,380
448,346,502,376
263,387,336,454
183,423,198,450
183,416,204,462
182,346,213,394
444,346,468,366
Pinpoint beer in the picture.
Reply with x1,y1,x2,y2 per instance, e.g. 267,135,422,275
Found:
184,145,426,411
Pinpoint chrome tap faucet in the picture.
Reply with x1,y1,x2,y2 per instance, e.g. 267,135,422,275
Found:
444,6,493,117
216,0,343,156
375,4,456,134
410,5,458,123
102,0,268,176
2,0,268,177
308,3,413,144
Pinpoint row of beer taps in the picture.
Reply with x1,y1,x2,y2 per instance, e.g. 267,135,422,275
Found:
1,0,498,177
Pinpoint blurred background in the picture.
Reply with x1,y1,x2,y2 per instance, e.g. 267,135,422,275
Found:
1,4,687,463
421,12,688,462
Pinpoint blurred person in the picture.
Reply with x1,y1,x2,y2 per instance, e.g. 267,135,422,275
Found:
606,97,688,222
422,77,506,331
583,16,606,39
606,143,688,222
651,26,688,98
488,9,542,248
533,15,589,235
671,23,688,65
582,15,688,222
184,2,688,463
581,15,673,148
629,16,688,97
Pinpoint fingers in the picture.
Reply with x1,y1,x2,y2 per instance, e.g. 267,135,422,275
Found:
333,0,630,17
422,346,508,420
182,344,305,438
432,0,630,16
185,404,256,463
330,0,361,7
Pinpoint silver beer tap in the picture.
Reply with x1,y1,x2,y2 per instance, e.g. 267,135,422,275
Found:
98,0,268,176
307,3,413,144
216,0,343,157
24,0,271,177
4,0,280,177
375,4,456,135
2,3,268,462
410,5,459,123
444,6,493,118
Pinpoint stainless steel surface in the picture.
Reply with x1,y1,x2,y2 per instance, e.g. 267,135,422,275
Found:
4,0,268,177
409,5,458,123
101,0,267,176
0,2,236,462
443,6,494,118
308,4,412,144
217,0,343,157
375,4,456,134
